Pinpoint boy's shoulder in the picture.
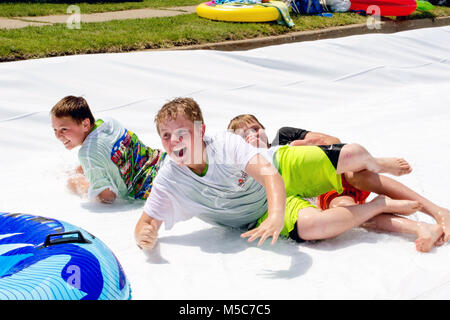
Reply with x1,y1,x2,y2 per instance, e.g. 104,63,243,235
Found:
151,157,190,188
84,117,123,140
206,130,232,141
205,130,245,156
207,130,246,147
78,117,125,155
93,117,123,133
207,130,262,169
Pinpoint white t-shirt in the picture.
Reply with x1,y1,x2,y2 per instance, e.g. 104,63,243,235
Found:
260,145,282,166
79,117,128,199
143,131,268,230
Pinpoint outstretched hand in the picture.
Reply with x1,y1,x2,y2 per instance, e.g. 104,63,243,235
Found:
240,216,284,246
136,219,159,251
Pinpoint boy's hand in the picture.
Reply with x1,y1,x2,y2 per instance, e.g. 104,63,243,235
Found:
67,175,89,196
241,215,284,246
75,165,84,175
135,216,161,251
245,134,267,149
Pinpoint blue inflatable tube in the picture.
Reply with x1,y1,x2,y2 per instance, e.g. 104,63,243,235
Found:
0,212,131,300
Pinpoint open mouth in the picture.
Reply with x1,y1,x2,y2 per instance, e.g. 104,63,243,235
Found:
173,146,187,158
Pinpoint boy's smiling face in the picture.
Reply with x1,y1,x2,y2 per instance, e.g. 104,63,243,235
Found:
51,115,91,150
159,115,205,168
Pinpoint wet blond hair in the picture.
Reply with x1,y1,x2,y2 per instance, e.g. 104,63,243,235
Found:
155,97,204,134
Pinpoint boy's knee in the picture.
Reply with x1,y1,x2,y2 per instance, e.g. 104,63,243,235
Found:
345,170,380,189
329,195,357,208
346,143,367,156
296,208,321,240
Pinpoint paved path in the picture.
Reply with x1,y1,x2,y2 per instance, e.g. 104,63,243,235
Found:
0,5,197,29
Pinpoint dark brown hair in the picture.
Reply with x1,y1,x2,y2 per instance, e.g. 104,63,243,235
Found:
51,96,95,125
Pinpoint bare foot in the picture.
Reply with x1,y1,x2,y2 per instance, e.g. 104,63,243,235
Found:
374,158,412,176
415,223,444,253
371,195,422,216
435,208,450,244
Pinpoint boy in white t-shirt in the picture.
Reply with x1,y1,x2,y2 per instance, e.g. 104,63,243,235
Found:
135,98,287,248
135,98,428,251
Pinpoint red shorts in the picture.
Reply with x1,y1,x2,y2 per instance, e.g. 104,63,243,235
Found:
317,175,371,210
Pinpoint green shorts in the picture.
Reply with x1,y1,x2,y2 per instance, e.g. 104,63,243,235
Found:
257,145,343,238
257,194,316,238
275,145,343,198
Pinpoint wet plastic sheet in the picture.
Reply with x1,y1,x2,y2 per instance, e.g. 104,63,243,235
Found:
0,26,449,299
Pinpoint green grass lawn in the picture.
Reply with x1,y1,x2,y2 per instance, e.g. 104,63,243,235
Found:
1,4,449,62
0,0,204,17
0,13,365,61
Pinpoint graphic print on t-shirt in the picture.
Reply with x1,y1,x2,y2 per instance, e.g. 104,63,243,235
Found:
111,129,165,200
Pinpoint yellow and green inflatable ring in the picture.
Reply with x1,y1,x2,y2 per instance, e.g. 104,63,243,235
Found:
196,1,280,23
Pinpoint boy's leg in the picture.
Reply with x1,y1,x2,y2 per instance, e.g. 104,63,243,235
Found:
317,174,371,210
362,214,444,252
274,145,443,246
327,194,444,252
328,195,357,208
296,195,421,241
336,143,412,176
345,170,450,243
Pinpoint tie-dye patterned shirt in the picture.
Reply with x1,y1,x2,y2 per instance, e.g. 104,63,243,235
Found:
78,118,166,200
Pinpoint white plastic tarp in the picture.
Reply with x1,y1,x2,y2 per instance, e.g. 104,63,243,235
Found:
0,26,449,299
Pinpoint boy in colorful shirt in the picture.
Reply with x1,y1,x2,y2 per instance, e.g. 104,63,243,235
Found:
51,96,166,203
227,114,450,252
134,98,431,252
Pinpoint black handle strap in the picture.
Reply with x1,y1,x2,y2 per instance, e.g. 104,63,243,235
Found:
43,231,92,247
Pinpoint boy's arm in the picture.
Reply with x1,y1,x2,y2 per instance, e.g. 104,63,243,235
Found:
290,131,341,146
135,212,163,250
240,154,286,246
67,167,117,204
67,174,116,203
78,155,119,203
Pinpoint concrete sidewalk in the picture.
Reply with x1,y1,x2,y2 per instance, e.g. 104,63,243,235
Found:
0,5,197,29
